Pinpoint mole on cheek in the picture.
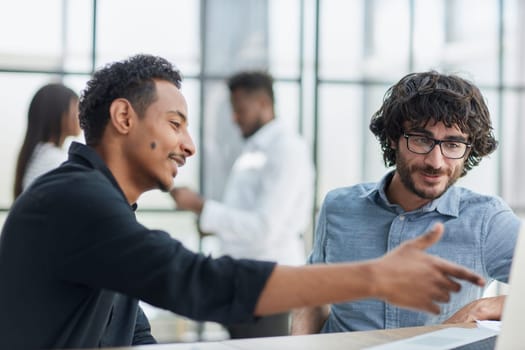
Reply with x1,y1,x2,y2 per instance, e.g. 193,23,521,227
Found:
150,141,156,150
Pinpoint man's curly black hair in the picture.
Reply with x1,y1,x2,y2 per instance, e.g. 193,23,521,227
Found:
369,71,497,177
79,54,182,146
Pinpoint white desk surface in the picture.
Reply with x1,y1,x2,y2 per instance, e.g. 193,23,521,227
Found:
93,323,476,350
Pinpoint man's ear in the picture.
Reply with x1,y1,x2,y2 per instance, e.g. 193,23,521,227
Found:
389,137,397,150
109,98,135,135
257,93,273,120
258,93,272,109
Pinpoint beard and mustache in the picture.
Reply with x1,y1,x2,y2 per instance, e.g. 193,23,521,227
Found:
395,149,463,200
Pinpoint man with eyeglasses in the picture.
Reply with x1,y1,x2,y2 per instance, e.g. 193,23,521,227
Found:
292,71,521,335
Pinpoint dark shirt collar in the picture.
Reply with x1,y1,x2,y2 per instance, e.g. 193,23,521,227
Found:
67,142,138,211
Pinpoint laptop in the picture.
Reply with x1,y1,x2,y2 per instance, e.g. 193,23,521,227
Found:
365,222,525,350
493,220,525,349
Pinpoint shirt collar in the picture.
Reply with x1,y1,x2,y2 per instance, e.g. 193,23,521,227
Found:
364,170,459,217
67,142,138,211
245,119,280,149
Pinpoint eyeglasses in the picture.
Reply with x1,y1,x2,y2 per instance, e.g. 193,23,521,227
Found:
403,133,471,159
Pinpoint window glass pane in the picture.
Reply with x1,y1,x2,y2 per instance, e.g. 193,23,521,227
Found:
415,0,499,85
503,0,525,86
204,0,269,76
62,74,91,98
64,0,94,72
97,0,200,75
501,91,524,207
413,0,446,71
365,0,410,80
319,0,365,79
444,0,497,43
317,85,364,204
269,0,300,77
274,81,300,133
320,0,410,81
0,0,63,70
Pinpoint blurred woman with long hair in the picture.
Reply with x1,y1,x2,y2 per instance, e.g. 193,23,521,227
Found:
14,83,80,199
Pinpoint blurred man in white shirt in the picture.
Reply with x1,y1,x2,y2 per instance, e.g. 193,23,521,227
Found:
170,71,314,338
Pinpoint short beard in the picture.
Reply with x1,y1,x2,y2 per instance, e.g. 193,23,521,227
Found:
242,118,265,139
395,149,462,200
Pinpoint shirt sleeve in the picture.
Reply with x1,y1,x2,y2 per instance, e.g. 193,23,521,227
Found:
199,137,314,249
481,200,522,282
307,195,329,265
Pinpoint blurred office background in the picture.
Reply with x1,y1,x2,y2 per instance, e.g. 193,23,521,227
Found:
1,0,525,342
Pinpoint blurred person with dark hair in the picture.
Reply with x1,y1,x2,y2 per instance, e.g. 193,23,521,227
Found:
0,58,485,349
292,71,521,335
170,71,314,338
14,83,80,199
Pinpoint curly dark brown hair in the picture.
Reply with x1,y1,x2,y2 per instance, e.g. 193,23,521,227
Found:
79,54,182,146
369,71,497,176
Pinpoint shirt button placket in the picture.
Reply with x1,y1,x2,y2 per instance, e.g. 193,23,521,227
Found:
385,214,406,329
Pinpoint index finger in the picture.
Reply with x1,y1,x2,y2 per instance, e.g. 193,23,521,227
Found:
437,259,485,287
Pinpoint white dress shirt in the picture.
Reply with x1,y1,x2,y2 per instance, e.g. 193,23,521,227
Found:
22,142,67,191
199,120,315,265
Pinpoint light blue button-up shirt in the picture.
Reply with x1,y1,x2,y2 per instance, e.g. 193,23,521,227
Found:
309,172,521,332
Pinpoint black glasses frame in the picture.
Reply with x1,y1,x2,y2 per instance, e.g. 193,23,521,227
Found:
403,133,472,159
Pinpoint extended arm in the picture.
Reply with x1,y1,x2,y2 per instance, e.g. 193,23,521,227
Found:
58,183,484,327
170,187,204,214
254,224,484,317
